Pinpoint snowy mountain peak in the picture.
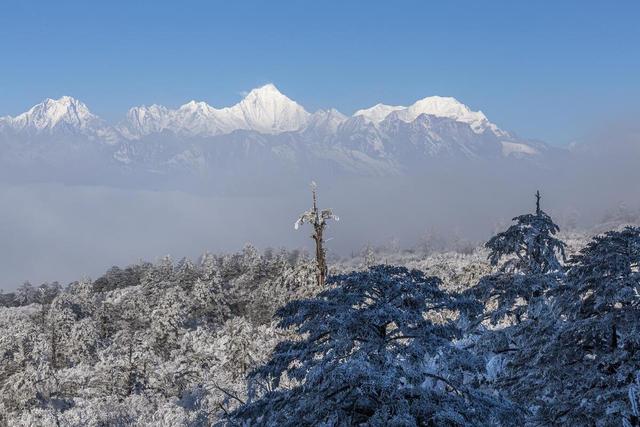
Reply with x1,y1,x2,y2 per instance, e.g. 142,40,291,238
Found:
232,84,310,133
127,104,170,118
179,100,214,112
239,84,294,110
47,95,81,106
9,96,101,132
400,96,492,133
353,104,405,123
123,104,172,137
325,108,347,120
407,96,475,119
244,83,282,98
306,108,348,133
118,84,311,137
353,96,504,136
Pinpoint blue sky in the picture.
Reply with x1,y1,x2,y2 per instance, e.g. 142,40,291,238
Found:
0,0,638,144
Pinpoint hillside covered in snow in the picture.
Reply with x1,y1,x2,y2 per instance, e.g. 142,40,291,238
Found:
2,212,639,426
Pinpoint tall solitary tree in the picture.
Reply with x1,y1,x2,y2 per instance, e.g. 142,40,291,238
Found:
294,182,339,288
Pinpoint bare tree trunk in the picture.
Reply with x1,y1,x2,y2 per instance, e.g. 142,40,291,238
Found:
126,332,135,396
296,182,337,288
314,226,327,288
51,324,57,371
312,189,327,287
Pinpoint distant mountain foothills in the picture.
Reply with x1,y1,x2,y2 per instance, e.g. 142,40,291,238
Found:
0,84,557,189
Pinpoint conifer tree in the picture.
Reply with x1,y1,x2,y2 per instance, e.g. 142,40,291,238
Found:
462,192,569,425
495,227,640,425
223,266,520,426
486,191,566,275
468,191,567,325
624,373,640,427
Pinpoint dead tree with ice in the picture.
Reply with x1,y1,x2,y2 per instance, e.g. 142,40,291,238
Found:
294,182,339,288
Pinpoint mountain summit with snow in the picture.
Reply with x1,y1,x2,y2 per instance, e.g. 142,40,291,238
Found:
2,85,508,141
231,83,310,133
0,84,551,188
0,96,104,134
353,104,405,124
355,96,505,136
119,84,310,138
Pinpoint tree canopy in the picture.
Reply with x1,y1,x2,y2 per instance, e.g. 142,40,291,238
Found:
225,265,520,426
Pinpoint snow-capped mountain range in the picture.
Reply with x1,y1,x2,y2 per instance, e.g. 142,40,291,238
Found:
119,84,311,138
0,84,551,188
0,84,508,140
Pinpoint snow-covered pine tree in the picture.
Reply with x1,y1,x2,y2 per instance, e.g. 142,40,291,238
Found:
294,181,338,288
486,191,566,275
468,191,567,325
624,373,640,427
503,226,640,425
460,193,570,425
361,243,376,269
223,265,520,426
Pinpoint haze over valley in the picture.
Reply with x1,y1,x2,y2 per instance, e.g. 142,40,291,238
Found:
0,84,638,288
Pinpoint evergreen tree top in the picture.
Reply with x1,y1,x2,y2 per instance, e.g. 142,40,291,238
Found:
568,226,640,284
485,191,566,274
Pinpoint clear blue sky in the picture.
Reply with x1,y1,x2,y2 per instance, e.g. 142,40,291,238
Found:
1,0,638,144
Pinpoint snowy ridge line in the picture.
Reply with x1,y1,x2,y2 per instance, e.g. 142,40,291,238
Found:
0,84,506,139
0,84,547,175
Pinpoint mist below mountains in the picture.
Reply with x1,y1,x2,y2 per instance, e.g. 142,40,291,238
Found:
0,86,638,290
1,148,638,290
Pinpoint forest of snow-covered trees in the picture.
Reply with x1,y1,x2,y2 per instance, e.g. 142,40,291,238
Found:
1,190,639,426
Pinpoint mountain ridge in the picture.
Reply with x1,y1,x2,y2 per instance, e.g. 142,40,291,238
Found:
0,84,553,189
1,84,508,140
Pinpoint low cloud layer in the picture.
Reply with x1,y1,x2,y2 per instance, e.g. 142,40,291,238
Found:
0,122,638,290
